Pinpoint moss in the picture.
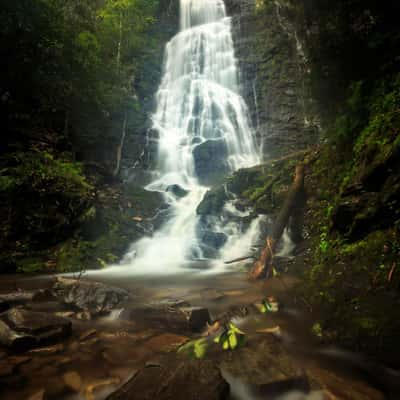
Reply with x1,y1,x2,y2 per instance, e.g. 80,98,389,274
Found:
226,152,306,215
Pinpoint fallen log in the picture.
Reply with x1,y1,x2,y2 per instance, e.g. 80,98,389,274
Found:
249,164,306,280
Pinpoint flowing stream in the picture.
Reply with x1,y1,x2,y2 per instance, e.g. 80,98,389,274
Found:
111,0,261,274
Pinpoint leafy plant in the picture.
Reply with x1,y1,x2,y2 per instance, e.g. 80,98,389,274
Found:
177,338,209,359
214,323,246,351
257,297,279,314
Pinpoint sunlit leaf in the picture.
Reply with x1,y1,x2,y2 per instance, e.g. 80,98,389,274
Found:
228,333,238,349
194,339,208,359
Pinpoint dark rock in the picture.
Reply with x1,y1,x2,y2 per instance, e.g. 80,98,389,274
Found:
197,186,230,216
166,184,189,198
5,308,72,340
224,0,319,160
128,304,210,333
52,278,129,316
193,140,230,185
32,289,55,302
0,299,10,313
0,291,34,306
0,308,71,351
107,359,229,400
200,231,228,250
0,319,36,351
179,307,211,331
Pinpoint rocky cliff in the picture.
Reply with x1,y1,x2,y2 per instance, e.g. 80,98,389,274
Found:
225,0,319,159
120,0,180,183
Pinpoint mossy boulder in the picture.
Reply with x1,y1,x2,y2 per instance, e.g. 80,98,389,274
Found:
196,186,231,216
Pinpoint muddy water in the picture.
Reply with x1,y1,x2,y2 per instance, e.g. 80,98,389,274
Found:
0,271,397,400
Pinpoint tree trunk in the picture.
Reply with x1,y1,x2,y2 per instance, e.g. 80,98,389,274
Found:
249,164,306,280
117,11,122,71
113,112,127,177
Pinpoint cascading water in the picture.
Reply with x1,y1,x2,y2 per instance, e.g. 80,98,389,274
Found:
109,0,261,274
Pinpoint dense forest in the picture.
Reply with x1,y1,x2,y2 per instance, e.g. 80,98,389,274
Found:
1,0,400,399
0,0,167,273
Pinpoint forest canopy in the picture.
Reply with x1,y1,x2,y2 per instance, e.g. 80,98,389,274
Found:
0,0,158,154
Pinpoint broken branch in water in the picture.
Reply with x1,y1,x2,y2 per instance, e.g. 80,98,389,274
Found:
224,255,255,265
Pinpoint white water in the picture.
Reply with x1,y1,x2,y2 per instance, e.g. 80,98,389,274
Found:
104,0,260,275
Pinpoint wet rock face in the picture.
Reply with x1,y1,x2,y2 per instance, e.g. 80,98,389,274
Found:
196,186,230,216
193,140,230,186
0,309,72,351
332,150,400,240
52,278,129,316
225,0,319,159
107,359,230,400
166,184,189,198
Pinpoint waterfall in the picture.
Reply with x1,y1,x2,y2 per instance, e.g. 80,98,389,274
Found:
110,0,260,274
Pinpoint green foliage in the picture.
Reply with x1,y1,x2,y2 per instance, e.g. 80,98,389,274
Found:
311,322,323,338
0,0,159,146
1,151,92,196
257,298,279,313
214,323,246,351
178,339,209,359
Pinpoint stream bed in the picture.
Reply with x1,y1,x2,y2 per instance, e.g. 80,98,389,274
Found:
0,270,396,400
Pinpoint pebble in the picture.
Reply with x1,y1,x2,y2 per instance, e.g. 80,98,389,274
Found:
63,370,82,392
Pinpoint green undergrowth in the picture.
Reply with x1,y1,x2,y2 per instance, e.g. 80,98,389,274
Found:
298,76,400,362
227,151,308,215
0,150,165,273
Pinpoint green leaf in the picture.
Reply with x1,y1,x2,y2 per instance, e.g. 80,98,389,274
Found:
228,333,238,349
222,339,229,350
229,323,244,335
193,339,208,359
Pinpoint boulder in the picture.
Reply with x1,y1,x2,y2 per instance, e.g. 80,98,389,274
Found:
0,319,36,351
0,308,72,350
166,184,189,198
200,231,228,250
6,308,71,339
196,186,230,216
197,230,228,259
52,278,129,316
193,140,230,185
128,305,211,333
107,359,229,400
179,307,211,331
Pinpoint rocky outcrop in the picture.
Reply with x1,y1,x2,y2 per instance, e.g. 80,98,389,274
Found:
0,308,72,351
193,140,230,186
332,147,400,241
166,184,189,198
52,278,129,317
121,0,180,180
225,0,319,159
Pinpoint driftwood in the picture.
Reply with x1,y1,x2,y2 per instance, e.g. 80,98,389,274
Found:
249,164,306,280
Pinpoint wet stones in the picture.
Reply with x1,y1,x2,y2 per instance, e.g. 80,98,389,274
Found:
193,140,230,185
0,308,72,351
196,228,228,258
129,303,211,334
179,307,211,332
107,359,230,400
52,277,129,316
196,186,230,216
166,184,189,198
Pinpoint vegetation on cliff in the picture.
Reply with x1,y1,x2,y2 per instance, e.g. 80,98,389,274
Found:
0,0,166,273
248,0,400,363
